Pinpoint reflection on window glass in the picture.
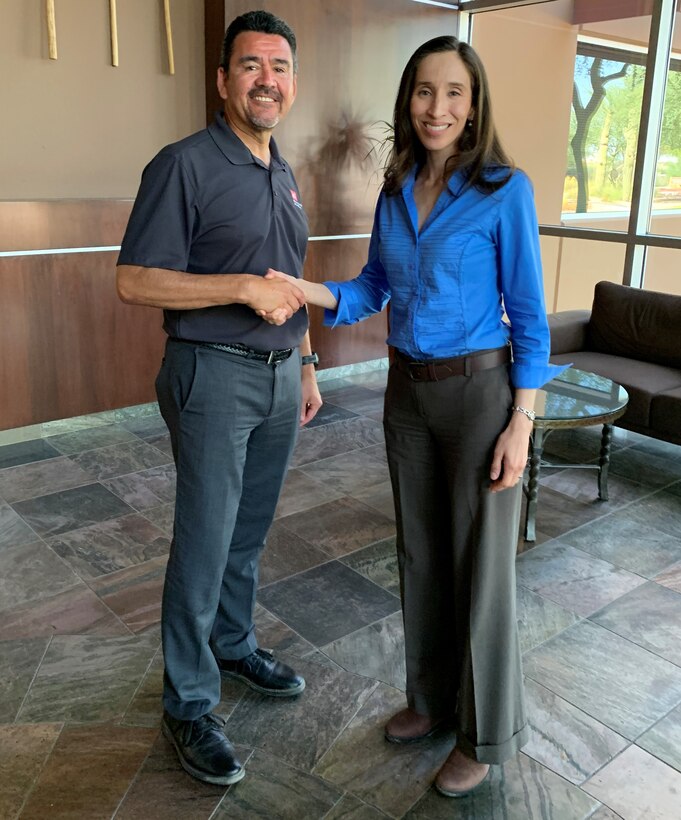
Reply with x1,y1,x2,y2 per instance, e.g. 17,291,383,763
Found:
563,43,645,215
563,38,681,217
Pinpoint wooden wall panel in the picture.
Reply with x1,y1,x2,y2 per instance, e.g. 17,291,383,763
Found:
0,201,133,253
205,0,226,124
0,251,164,431
303,239,388,369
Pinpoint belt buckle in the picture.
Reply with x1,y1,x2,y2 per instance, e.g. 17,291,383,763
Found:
267,350,275,365
408,362,426,381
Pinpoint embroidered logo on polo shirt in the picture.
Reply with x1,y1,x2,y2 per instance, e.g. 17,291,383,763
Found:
290,189,303,209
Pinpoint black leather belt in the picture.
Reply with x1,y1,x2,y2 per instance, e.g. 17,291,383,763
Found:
173,339,293,364
395,346,510,382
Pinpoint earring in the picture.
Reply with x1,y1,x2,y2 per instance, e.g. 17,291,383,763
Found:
466,119,473,128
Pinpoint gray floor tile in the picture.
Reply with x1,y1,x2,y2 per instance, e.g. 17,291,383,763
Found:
275,470,344,518
119,412,167,438
291,416,385,469
103,463,177,511
315,683,454,818
322,612,405,690
46,424,138,455
0,502,38,549
352,481,396,521
341,537,400,596
624,489,681,540
0,638,50,722
523,678,628,785
610,447,681,488
0,438,61,470
516,542,645,616
324,794,390,819
526,485,611,540
69,440,171,481
590,581,681,666
0,457,93,504
405,752,599,819
559,511,681,578
655,560,681,594
516,585,580,654
299,447,390,498
258,561,400,647
524,620,681,739
47,513,170,580
306,402,359,428
141,502,175,536
0,723,62,820
12,483,133,538
259,521,330,587
224,654,377,771
113,731,232,819
540,468,650,508
17,632,159,723
212,749,342,819
637,702,681,773
0,584,129,639
253,605,319,662
0,540,81,611
279,496,395,559
582,744,681,819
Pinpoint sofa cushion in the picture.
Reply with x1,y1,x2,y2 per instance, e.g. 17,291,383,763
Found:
588,281,681,368
650,386,681,445
550,352,681,430
548,310,590,355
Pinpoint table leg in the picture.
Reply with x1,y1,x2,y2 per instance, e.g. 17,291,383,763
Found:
524,428,544,542
598,423,614,501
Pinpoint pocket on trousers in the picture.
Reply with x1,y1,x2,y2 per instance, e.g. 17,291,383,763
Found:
178,348,203,414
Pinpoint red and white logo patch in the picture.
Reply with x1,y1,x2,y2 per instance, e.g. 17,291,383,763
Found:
290,189,303,209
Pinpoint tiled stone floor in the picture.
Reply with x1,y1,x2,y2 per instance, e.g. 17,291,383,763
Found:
2,368,681,819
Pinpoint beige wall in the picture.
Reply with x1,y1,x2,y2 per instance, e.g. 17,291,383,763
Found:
0,0,205,199
471,3,577,313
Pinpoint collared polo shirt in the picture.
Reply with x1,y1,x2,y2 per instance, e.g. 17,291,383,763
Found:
323,167,568,389
118,112,309,349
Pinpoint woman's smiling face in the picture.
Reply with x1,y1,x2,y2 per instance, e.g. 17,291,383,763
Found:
409,51,474,160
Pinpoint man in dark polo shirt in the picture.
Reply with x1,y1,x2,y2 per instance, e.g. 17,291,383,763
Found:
116,10,321,786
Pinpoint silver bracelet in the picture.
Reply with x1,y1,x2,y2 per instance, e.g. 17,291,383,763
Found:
512,405,536,422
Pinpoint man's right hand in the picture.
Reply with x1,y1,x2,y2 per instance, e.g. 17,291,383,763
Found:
245,275,305,322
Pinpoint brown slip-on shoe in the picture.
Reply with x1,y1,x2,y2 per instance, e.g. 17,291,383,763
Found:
384,707,445,744
434,746,490,798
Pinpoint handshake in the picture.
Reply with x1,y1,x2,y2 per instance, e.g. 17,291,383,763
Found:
250,268,306,326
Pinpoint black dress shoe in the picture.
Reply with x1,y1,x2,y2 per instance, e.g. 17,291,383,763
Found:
217,648,305,696
162,711,245,786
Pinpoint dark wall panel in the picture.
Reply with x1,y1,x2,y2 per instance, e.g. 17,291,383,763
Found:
303,239,388,369
0,251,164,431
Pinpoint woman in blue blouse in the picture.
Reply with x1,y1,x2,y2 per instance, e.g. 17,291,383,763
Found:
264,36,565,797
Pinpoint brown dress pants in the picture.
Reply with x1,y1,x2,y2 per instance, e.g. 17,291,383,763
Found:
383,361,529,765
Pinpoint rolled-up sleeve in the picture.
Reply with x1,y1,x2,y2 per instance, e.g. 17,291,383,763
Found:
496,173,570,388
323,195,391,326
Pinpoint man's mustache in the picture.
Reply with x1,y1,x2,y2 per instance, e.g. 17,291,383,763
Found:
249,86,282,103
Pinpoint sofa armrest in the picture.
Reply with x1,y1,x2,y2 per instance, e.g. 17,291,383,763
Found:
548,310,591,355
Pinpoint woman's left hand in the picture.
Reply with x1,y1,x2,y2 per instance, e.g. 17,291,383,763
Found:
489,413,533,492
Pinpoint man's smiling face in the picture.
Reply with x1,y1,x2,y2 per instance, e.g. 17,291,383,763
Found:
218,31,297,137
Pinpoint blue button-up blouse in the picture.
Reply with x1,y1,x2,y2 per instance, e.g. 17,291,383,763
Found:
323,166,568,389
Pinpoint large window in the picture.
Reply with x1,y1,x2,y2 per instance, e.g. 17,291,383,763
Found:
463,0,680,303
563,39,681,219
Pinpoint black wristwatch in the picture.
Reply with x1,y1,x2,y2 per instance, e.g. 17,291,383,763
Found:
301,352,319,367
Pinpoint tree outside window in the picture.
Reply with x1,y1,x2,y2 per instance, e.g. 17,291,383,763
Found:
563,43,681,215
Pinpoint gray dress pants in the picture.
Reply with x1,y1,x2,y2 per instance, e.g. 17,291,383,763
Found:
156,339,301,720
383,360,529,764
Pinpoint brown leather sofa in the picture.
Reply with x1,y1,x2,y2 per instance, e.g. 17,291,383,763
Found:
548,280,681,446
